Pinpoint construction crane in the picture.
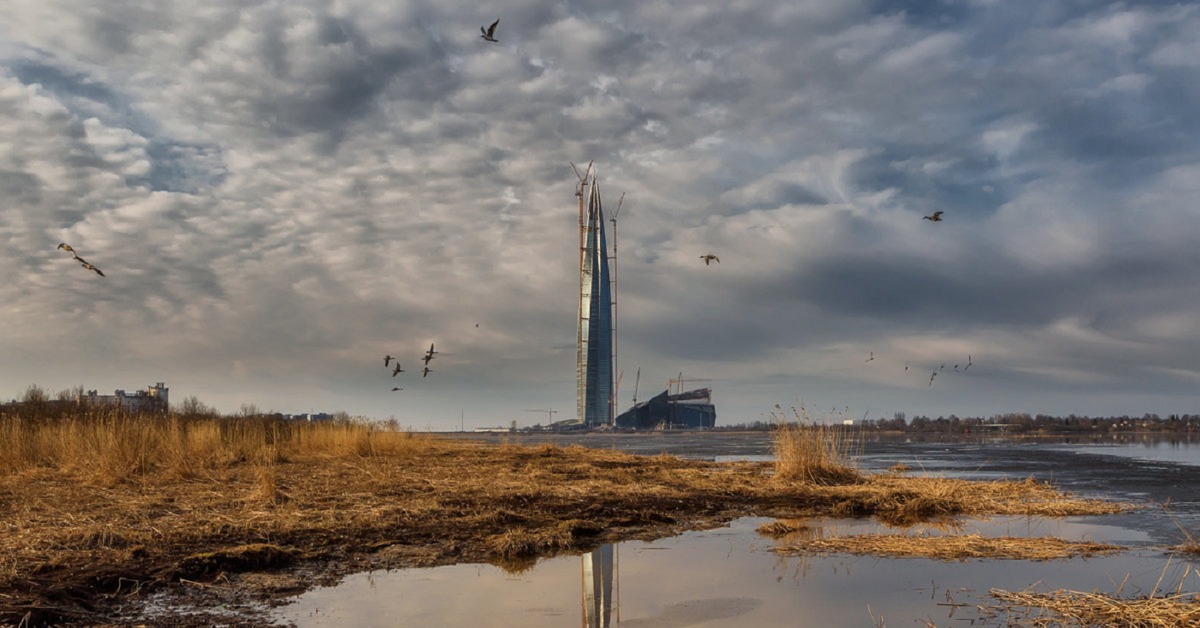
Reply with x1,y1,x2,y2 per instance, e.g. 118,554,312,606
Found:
524,409,558,423
632,367,641,405
667,372,712,396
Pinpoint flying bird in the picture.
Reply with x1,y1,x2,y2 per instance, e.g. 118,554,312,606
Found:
75,256,105,277
384,355,395,367
481,19,499,42
865,351,875,363
929,371,937,387
923,211,944,222
57,243,76,254
422,367,432,378
963,355,973,371
422,343,438,365
392,363,404,377
700,254,720,266
390,387,403,392
904,361,910,372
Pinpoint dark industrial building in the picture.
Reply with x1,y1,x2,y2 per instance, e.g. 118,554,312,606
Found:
614,387,716,430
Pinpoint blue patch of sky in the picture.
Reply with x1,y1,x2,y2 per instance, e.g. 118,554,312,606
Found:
849,146,1012,218
7,57,225,194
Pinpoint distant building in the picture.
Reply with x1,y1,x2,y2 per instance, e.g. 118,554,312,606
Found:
614,387,717,430
577,172,614,427
80,382,169,413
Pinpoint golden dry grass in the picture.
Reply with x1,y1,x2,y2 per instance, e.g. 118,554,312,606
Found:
0,410,1136,625
770,404,861,485
771,533,1123,560
986,586,1200,627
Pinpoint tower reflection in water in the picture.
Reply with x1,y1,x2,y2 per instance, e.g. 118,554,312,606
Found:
581,544,616,628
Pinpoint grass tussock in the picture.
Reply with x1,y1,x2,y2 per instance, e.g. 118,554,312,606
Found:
770,405,861,485
772,533,1123,561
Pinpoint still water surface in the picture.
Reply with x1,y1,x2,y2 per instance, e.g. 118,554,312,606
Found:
276,434,1200,627
276,516,1193,627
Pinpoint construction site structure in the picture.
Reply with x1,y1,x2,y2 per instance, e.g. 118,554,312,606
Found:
574,163,615,427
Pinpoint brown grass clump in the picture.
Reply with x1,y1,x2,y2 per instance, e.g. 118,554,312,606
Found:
985,586,1200,627
757,519,810,538
772,533,1123,561
1173,542,1200,555
770,405,861,485
815,474,1129,526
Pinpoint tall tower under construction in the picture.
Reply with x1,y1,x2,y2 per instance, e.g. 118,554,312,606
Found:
577,169,614,426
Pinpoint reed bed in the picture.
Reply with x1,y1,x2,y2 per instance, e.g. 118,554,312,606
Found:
0,409,432,485
0,406,1136,626
771,533,1123,561
985,586,1200,627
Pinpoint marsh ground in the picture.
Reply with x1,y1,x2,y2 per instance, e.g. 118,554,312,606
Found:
0,421,1137,626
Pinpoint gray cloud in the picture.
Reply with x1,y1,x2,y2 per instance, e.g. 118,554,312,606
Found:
0,0,1198,424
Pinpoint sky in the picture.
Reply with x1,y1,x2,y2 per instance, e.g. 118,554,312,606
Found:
2,0,1199,429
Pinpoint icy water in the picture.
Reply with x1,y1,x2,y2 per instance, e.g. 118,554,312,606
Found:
274,434,1200,627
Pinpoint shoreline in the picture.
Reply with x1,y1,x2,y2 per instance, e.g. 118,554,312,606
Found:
0,434,1129,626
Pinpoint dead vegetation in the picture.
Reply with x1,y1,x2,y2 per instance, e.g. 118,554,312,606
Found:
985,585,1200,627
0,409,1134,626
771,533,1123,561
770,404,862,485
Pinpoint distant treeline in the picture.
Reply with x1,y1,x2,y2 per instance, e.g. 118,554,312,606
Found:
0,384,403,430
716,412,1200,434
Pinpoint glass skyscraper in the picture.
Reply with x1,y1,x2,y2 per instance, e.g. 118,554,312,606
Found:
577,175,614,426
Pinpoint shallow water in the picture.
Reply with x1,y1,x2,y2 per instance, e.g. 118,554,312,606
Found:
275,517,1196,627
1048,441,1200,468
273,433,1200,626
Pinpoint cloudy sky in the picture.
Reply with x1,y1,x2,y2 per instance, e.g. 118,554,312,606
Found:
3,0,1198,428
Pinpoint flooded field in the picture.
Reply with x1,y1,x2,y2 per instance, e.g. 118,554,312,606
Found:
274,433,1200,627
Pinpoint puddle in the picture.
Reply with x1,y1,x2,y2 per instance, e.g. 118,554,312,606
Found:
274,517,1194,627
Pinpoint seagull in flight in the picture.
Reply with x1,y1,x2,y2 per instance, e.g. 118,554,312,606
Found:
700,254,720,266
865,351,875,363
384,355,395,367
963,355,973,371
923,211,944,222
422,366,432,378
481,19,499,42
392,363,404,377
422,342,438,365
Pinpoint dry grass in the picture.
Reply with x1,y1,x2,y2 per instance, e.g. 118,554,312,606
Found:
770,404,861,485
0,409,1137,626
986,586,1200,627
0,410,429,485
771,532,1123,560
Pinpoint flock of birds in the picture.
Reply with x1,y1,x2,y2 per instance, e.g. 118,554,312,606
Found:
52,16,959,403
56,243,104,277
697,211,943,267
887,353,973,387
384,343,438,391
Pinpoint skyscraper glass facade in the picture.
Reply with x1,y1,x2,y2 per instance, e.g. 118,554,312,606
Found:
577,177,614,426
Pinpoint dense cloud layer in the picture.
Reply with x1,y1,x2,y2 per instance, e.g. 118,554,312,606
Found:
2,1,1198,426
